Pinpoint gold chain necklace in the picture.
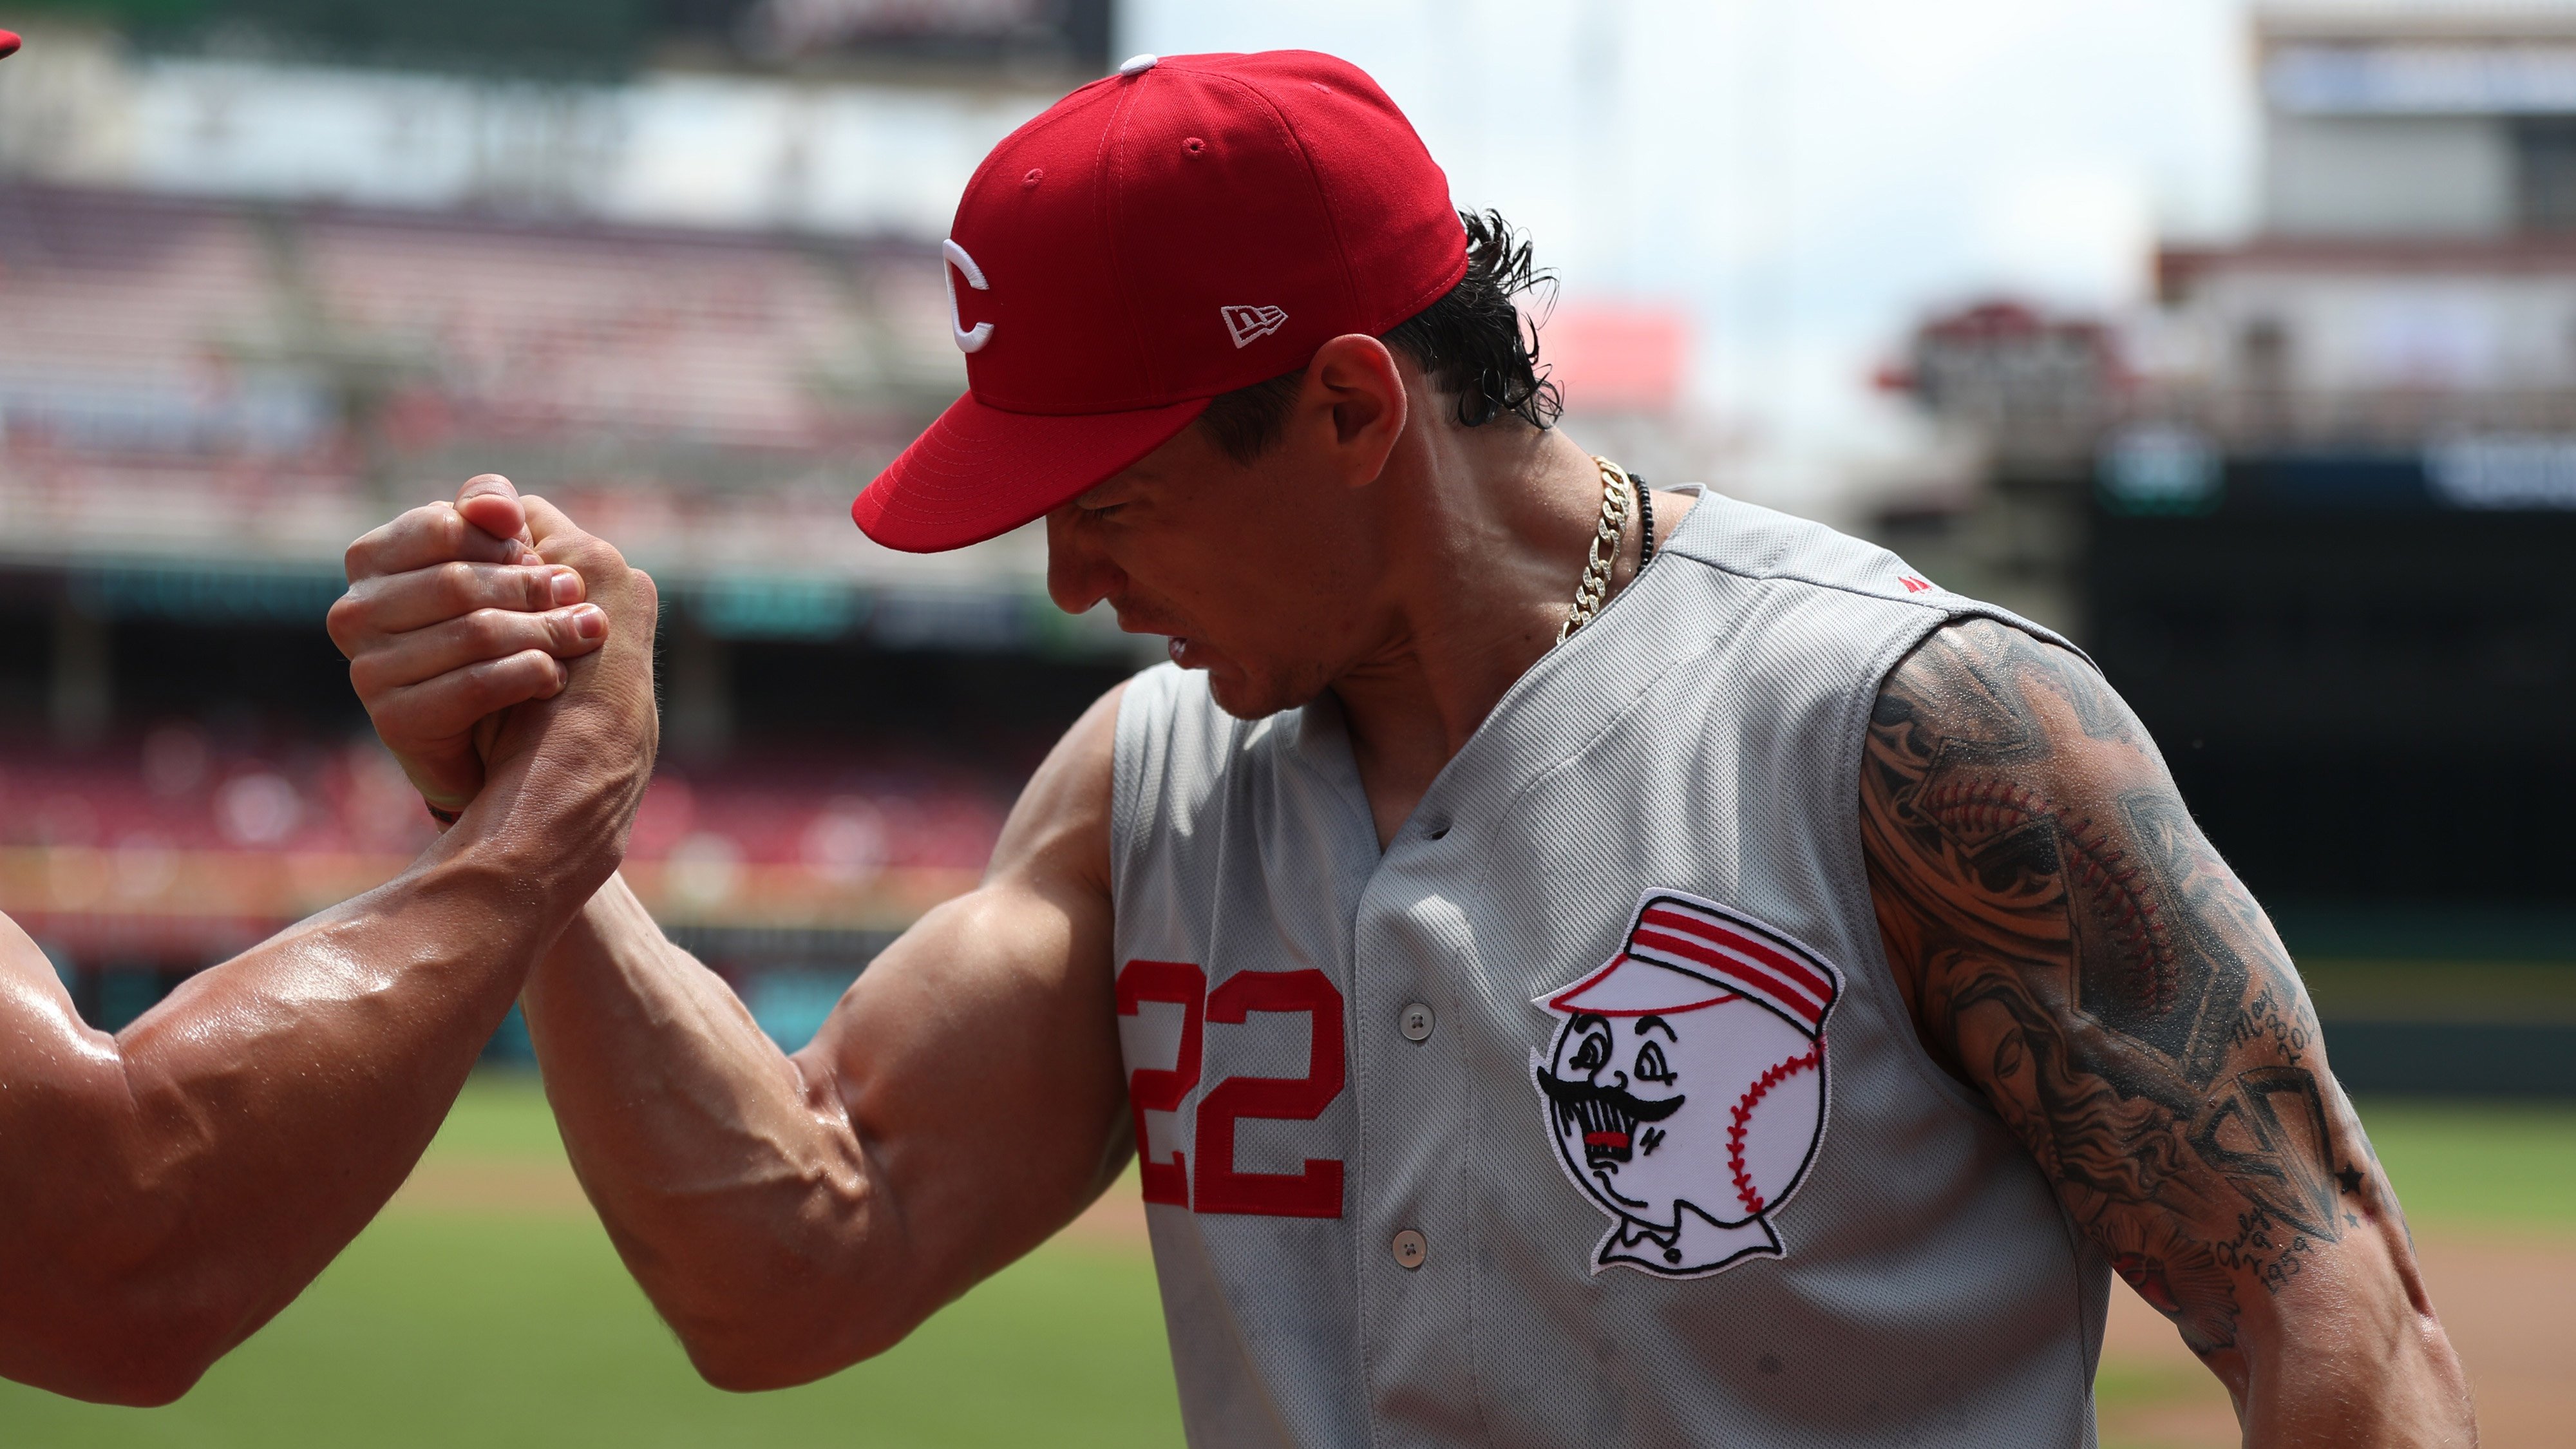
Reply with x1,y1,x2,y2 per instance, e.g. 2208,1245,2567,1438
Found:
1558,455,1638,643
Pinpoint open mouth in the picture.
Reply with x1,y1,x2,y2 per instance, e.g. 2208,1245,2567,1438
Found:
1536,1068,1683,1168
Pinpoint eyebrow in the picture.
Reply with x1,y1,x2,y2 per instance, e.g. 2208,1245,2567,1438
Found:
1634,1016,1676,1040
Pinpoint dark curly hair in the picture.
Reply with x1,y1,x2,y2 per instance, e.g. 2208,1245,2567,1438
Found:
1197,209,1562,464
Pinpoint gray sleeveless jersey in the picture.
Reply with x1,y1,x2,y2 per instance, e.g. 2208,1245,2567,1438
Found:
1108,490,2112,1447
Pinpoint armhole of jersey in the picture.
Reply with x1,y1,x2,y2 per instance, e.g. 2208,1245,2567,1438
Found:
1107,664,1176,908
1937,603,2094,676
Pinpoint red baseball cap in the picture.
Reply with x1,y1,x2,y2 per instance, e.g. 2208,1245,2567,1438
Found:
0,32,21,59
850,50,1468,553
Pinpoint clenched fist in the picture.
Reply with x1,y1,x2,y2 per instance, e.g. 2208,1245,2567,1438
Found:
331,475,658,859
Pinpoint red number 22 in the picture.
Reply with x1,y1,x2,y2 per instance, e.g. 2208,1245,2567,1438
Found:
1114,961,1346,1219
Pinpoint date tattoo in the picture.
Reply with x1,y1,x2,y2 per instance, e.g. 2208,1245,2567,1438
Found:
1861,620,2386,1369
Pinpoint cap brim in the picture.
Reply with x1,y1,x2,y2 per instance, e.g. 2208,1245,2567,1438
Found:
853,391,1211,553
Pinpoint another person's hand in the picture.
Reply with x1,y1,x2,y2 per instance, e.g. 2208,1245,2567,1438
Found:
472,493,661,852
331,475,613,815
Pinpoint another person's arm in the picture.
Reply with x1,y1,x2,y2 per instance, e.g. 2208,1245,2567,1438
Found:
1861,618,2474,1446
0,492,652,1406
334,489,1134,1392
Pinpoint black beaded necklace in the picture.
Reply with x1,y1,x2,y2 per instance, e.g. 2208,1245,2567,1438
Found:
1632,471,1656,569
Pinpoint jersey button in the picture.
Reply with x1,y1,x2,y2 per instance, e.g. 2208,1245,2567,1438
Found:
1391,1229,1429,1270
1399,1002,1434,1042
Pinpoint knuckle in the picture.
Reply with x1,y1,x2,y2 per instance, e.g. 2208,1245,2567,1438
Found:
463,607,518,653
435,558,480,600
448,665,512,714
413,503,461,545
324,592,363,649
483,653,550,704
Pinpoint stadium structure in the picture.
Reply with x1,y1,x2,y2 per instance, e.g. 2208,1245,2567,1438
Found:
1880,1,2576,1094
0,0,1140,1048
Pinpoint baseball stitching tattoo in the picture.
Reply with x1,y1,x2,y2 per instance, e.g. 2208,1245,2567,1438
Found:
1859,619,2394,1374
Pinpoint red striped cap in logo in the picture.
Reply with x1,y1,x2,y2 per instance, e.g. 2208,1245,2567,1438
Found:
850,50,1469,554
1542,894,1844,1036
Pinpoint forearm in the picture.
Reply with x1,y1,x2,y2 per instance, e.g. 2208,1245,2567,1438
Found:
520,872,898,1388
2227,1058,2471,1447
0,828,600,1404
2237,1218,2473,1447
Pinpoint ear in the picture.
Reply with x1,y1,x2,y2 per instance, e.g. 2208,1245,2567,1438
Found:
1301,334,1409,488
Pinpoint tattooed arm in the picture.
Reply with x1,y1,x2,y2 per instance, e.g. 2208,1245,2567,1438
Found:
1860,618,2473,1447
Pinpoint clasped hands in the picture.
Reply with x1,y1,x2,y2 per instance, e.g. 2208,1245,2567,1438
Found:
330,475,660,868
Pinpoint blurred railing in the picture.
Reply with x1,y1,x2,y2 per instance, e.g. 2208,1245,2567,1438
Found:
2132,383,2576,455
0,731,1008,958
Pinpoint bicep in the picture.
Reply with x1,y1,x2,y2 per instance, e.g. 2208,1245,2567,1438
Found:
797,684,1130,1292
1861,620,2384,1374
0,917,155,1344
0,915,127,1194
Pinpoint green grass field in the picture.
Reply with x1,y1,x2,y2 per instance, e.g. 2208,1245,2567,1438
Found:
3,1075,2568,1446
0,1075,1182,1448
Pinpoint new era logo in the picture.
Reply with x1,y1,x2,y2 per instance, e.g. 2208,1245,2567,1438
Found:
1897,574,1936,594
1222,305,1289,348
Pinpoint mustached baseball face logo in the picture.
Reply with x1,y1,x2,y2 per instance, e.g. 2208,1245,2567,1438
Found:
1533,889,1842,1278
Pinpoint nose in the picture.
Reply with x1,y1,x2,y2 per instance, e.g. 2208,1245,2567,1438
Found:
1045,507,1125,616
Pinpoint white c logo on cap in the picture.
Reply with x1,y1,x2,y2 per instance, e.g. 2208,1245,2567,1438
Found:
943,238,993,354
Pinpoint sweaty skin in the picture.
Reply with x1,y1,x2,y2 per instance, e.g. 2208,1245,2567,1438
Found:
0,485,654,1405
349,341,2474,1443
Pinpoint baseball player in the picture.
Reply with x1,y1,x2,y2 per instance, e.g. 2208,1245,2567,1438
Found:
0,491,654,1404
342,51,2472,1446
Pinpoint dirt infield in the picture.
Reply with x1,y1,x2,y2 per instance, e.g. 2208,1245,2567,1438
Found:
2099,1232,2573,1448
390,1158,594,1217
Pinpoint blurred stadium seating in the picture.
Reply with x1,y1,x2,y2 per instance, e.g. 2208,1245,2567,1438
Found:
0,720,1019,1036
0,176,1139,1044
0,182,987,570
0,726,1006,931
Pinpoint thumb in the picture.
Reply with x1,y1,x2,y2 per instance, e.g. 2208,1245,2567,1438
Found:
520,493,575,545
455,474,533,553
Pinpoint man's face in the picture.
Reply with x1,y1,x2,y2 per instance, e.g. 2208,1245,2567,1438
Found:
1045,416,1390,719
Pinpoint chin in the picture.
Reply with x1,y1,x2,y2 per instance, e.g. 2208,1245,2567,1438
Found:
1203,665,1327,723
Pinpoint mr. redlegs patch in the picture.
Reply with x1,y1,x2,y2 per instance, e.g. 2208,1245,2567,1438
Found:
1533,889,1844,1278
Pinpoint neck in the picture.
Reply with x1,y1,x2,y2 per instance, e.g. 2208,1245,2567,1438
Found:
1329,426,1692,848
